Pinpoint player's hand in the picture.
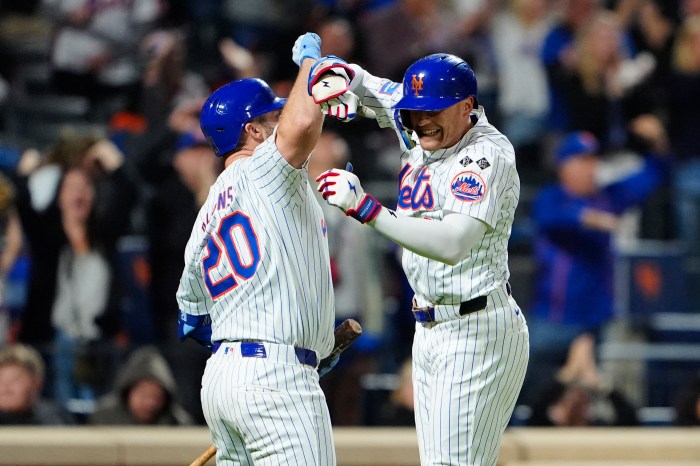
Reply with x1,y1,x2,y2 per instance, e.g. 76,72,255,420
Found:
317,91,377,122
292,32,321,66
317,355,340,377
316,166,382,224
320,90,362,122
177,311,214,351
307,56,375,122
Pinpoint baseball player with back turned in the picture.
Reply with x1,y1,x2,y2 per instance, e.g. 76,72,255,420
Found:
176,33,340,465
313,53,530,465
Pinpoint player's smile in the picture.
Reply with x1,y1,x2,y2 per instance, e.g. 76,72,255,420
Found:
418,128,440,137
409,99,473,151
415,126,445,150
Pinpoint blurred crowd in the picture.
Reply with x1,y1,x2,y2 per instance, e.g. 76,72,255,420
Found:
0,0,699,428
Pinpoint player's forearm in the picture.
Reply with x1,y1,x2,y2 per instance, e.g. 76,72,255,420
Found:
276,58,324,168
349,64,400,129
369,208,487,265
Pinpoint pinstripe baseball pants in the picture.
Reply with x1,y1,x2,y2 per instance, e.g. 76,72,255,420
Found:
412,285,529,465
201,342,336,465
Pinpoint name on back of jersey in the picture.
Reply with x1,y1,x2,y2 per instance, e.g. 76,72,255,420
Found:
200,185,236,232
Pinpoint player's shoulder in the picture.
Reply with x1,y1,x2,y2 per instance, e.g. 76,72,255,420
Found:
468,108,515,156
463,129,516,168
215,159,246,189
250,131,296,171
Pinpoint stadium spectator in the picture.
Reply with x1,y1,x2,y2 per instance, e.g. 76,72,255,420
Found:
548,10,658,153
50,166,119,412
107,28,210,185
88,345,192,425
14,136,136,410
318,16,358,62
614,0,675,91
13,136,93,351
526,121,669,393
41,0,166,118
0,343,74,425
137,29,210,129
451,0,500,117
490,0,552,174
540,0,600,134
527,333,639,427
0,173,22,345
217,37,260,81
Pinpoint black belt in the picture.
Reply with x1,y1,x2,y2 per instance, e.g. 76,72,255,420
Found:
458,295,488,316
413,282,512,323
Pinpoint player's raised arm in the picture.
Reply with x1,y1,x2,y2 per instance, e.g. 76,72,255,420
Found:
308,58,413,150
347,65,402,125
276,33,325,168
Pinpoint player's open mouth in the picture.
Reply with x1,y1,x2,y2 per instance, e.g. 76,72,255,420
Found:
419,129,440,137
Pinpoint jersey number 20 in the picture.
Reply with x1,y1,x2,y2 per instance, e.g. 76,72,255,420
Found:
202,211,261,299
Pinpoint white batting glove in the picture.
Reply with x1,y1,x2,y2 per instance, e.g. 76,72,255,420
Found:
316,167,382,224
319,89,362,121
312,79,376,121
307,55,374,122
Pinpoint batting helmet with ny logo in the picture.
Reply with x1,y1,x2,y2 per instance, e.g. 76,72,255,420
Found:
394,53,477,130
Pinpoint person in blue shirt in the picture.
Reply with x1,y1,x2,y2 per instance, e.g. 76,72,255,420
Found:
540,0,598,132
525,123,669,399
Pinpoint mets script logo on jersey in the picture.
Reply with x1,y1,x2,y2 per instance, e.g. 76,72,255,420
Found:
321,218,327,237
411,74,424,96
450,171,486,202
397,164,434,210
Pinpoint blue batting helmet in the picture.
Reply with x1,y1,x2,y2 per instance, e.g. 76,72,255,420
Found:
394,54,477,129
200,78,286,157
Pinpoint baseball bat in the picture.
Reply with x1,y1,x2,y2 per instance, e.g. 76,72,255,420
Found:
187,319,362,466
188,444,216,466
318,318,363,370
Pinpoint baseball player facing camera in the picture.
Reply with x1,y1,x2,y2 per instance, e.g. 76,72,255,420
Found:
176,33,339,465
309,43,529,465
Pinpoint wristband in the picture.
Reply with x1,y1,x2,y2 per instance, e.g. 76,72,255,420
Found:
347,195,382,224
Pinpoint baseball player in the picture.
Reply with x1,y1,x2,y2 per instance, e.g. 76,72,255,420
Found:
176,33,338,465
314,54,530,465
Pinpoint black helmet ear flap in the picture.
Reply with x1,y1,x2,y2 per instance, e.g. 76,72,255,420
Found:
399,109,414,131
393,109,416,150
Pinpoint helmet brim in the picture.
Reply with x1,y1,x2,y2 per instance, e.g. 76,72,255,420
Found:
393,95,461,112
254,97,287,118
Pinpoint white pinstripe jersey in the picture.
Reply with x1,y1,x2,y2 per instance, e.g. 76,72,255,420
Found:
176,132,335,357
352,69,520,307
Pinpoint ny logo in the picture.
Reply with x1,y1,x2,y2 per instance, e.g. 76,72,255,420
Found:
411,74,424,96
